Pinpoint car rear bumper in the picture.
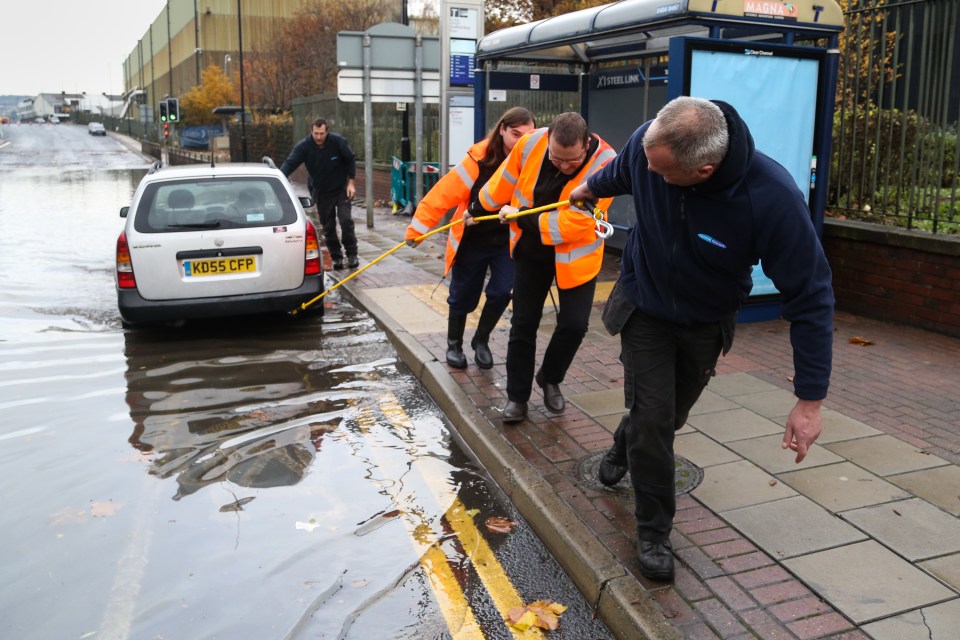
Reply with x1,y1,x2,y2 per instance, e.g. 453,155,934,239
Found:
118,275,324,324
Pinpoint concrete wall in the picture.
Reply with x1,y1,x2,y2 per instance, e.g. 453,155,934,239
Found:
823,220,960,338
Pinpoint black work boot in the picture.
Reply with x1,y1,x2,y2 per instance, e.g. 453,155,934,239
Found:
637,539,675,581
470,302,504,370
445,314,468,369
598,414,629,486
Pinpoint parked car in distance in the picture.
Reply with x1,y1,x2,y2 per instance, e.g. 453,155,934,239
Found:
88,122,106,136
116,158,324,326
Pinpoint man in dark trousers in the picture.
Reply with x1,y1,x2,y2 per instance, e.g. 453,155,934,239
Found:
570,96,834,582
281,118,358,269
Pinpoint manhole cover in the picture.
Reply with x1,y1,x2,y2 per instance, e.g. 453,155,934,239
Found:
576,452,703,495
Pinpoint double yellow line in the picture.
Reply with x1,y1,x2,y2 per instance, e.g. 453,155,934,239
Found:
356,393,545,639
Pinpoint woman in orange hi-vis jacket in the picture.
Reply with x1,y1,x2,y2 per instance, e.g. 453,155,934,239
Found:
405,107,536,370
469,112,615,423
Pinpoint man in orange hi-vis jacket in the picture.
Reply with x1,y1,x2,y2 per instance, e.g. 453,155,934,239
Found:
469,112,616,424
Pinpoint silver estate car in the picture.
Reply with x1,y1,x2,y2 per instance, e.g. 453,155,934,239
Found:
116,159,324,325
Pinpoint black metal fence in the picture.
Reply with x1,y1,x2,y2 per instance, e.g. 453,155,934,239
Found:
829,0,959,234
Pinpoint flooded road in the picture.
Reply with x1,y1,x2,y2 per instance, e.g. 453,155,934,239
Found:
0,123,612,639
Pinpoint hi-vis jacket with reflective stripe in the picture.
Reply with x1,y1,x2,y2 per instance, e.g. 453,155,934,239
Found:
476,128,616,289
405,140,488,275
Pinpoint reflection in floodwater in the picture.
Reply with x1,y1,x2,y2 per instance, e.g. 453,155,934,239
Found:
123,310,406,499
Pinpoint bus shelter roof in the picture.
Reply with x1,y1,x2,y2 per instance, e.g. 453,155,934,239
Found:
476,0,844,65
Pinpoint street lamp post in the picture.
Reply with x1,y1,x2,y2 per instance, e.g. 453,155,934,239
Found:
237,0,248,161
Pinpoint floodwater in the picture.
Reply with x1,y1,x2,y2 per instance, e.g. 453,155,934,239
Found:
0,124,612,639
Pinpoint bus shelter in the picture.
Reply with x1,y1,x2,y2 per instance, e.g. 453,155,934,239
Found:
474,0,844,317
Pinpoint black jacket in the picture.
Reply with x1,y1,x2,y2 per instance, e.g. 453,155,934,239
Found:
587,101,834,400
280,132,356,195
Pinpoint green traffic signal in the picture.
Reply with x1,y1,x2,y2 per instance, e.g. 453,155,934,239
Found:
158,100,168,123
167,98,179,123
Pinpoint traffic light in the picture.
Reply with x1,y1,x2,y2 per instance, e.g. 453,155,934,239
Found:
158,100,168,123
167,98,180,123
163,123,170,139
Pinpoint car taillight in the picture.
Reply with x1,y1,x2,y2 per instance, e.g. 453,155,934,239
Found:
116,232,137,289
304,221,321,275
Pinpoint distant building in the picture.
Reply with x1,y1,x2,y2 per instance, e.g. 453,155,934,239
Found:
16,93,84,120
0,95,30,120
122,0,313,125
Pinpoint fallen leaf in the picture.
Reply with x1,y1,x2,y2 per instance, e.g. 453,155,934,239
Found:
848,336,874,346
485,516,519,534
219,496,255,512
768,479,778,487
505,600,568,632
382,509,402,519
90,501,123,517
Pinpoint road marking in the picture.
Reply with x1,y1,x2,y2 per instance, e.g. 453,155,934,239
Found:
421,542,484,638
376,395,545,639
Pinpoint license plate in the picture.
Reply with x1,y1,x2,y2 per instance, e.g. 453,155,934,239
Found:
183,256,257,277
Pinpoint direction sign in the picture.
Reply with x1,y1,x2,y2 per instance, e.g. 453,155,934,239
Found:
337,69,440,103
337,23,440,71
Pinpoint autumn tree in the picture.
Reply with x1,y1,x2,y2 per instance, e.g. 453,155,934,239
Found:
244,0,400,113
180,65,239,125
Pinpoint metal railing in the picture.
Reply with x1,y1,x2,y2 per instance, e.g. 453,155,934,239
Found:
829,0,959,234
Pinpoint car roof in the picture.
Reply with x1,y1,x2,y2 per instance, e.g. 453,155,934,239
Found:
142,162,284,183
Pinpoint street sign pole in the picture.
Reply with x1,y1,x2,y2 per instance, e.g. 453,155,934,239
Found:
363,33,374,227
415,34,424,207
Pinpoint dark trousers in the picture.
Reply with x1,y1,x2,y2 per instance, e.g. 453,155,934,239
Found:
614,310,724,542
314,189,356,260
447,241,514,317
506,259,595,402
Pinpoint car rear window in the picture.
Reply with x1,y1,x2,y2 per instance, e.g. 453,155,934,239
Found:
134,177,298,233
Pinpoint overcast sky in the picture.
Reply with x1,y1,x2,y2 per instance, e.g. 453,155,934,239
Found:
1,1,169,97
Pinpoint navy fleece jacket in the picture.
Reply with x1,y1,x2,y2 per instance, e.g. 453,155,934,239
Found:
587,101,834,400
280,132,356,195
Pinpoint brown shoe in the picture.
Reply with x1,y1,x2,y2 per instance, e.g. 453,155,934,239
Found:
501,401,527,424
535,370,565,413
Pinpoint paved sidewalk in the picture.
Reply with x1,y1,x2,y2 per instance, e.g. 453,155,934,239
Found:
328,203,960,639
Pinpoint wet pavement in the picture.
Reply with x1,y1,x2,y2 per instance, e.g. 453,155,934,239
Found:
325,197,960,639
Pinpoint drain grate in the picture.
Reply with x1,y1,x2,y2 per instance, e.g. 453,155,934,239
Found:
576,452,703,495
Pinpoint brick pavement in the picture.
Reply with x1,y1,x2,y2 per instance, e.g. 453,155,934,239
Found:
325,202,960,639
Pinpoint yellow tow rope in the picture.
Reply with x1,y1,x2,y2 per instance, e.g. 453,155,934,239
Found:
290,198,602,315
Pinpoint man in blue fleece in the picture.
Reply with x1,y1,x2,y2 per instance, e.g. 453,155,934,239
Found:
569,96,834,581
